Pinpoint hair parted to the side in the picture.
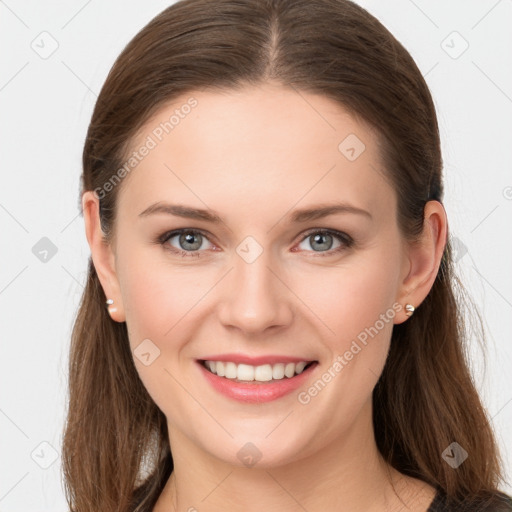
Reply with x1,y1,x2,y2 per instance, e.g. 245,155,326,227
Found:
62,0,507,510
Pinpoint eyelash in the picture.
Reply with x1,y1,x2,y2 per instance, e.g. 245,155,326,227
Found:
156,228,354,258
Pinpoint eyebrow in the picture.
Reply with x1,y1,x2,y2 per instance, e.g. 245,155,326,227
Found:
138,201,372,223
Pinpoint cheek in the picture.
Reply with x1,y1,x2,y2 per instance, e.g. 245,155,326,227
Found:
292,248,400,343
289,255,399,433
290,245,401,400
118,247,204,344
116,252,205,416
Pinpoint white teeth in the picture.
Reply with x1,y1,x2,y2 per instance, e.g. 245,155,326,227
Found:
284,362,295,378
203,360,313,382
295,361,307,374
272,363,285,380
225,362,237,379
254,364,273,381
237,363,254,381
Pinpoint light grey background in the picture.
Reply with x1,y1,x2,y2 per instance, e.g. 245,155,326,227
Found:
1,0,511,509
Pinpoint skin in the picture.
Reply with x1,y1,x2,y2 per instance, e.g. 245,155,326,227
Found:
83,82,447,511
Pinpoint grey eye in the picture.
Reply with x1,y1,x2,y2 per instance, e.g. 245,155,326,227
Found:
310,233,334,251
167,231,212,252
298,232,342,252
179,232,202,250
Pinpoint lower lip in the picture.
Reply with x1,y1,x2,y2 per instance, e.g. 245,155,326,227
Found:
197,361,318,403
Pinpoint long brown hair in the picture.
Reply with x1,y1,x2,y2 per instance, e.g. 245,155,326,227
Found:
62,0,507,510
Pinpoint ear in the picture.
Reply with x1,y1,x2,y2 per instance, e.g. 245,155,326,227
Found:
394,200,448,324
82,191,126,322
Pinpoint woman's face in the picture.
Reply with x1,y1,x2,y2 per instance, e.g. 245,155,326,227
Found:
106,83,413,467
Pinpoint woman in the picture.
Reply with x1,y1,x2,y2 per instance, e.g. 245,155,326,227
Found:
62,0,512,510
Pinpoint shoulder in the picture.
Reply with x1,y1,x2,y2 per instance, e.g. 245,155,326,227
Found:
428,489,512,512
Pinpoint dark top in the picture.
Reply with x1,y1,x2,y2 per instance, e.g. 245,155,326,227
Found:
427,489,512,511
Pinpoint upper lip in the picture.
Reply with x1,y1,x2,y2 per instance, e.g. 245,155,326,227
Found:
198,353,317,366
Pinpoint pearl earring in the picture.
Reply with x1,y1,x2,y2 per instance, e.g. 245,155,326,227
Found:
405,304,415,317
105,298,117,317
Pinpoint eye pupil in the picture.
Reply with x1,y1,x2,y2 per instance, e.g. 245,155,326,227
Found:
180,232,202,250
310,233,333,251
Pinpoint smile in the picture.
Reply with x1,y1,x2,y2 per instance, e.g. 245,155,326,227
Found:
201,360,315,382
197,358,319,403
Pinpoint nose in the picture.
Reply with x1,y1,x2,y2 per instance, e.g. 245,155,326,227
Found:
217,250,294,335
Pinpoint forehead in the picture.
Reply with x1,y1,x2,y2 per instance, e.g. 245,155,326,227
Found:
116,83,394,224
